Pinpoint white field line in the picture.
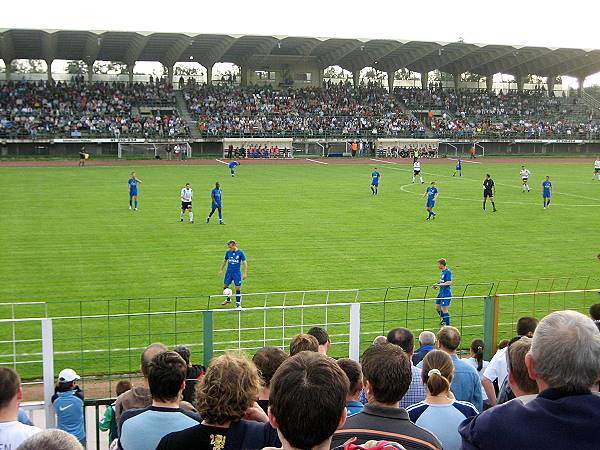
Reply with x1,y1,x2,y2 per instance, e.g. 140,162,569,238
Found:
306,158,329,165
447,158,482,164
369,158,399,164
215,159,228,165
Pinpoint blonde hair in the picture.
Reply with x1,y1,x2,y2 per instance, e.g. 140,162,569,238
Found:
422,350,454,396
195,352,261,425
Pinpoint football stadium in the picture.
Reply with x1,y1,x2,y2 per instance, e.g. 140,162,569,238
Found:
1,3,600,449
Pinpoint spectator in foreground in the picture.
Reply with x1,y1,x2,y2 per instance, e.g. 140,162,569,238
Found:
118,351,200,450
115,342,167,423
407,350,478,450
497,339,510,350
157,352,280,450
173,345,205,404
307,327,331,354
590,303,600,331
482,316,538,406
372,335,387,345
337,358,364,416
252,347,289,413
412,331,435,366
0,368,41,449
289,333,319,356
418,327,482,412
462,339,489,407
331,343,442,450
387,327,426,408
265,351,348,450
459,310,600,450
52,368,85,446
506,336,538,403
16,429,83,450
99,380,132,445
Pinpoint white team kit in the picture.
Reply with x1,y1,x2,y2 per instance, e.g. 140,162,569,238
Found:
594,159,600,180
520,168,531,191
412,161,424,183
180,186,194,223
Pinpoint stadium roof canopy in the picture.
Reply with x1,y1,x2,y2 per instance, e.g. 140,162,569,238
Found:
1,28,600,79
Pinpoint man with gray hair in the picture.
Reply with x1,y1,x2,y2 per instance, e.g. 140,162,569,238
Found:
412,331,435,366
460,310,600,450
16,429,83,450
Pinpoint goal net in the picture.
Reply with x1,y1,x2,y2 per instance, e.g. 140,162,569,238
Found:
117,141,192,160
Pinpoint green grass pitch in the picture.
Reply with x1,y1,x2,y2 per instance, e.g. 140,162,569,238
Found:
1,159,599,382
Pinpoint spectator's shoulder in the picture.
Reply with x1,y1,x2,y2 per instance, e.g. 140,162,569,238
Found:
453,400,479,417
405,401,428,421
119,405,150,427
156,424,199,449
459,400,524,446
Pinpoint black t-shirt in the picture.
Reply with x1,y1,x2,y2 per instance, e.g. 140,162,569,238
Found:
156,420,280,450
483,178,495,191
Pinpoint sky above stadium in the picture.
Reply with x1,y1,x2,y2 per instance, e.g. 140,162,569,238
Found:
2,0,600,85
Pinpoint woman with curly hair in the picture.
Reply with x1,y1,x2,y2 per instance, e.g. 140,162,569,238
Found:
156,352,280,450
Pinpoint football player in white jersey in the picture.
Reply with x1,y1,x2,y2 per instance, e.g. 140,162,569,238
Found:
594,157,600,181
520,165,531,192
412,159,424,184
180,183,194,223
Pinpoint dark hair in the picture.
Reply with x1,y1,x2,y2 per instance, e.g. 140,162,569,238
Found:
361,343,411,404
289,334,319,356
470,339,485,371
307,327,330,346
422,350,453,396
55,381,76,392
337,358,363,395
516,317,539,336
0,367,20,408
437,326,461,351
116,380,132,397
589,303,600,321
270,352,348,450
173,345,191,365
497,339,510,350
140,343,168,377
386,327,414,353
197,352,260,425
252,347,288,387
437,258,447,266
147,351,187,402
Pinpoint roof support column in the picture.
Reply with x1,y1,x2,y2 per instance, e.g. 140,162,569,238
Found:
387,70,395,93
486,75,493,92
46,60,53,82
127,63,135,84
4,60,12,80
87,62,94,83
353,70,360,88
240,66,248,87
421,72,429,90
316,68,324,88
516,75,525,92
577,76,584,97
167,65,174,85
453,73,460,90
547,75,555,97
206,64,213,85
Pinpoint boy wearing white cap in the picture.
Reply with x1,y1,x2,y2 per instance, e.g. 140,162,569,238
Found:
52,368,85,446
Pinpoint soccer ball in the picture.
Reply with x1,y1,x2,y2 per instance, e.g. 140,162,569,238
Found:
223,288,233,297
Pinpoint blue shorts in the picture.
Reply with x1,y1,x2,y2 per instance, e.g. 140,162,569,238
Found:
436,294,451,307
212,203,222,209
129,190,138,197
543,193,551,198
371,181,379,186
427,200,435,208
224,272,242,286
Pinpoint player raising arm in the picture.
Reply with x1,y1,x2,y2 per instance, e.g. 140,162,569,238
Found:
432,258,452,326
423,181,438,220
180,183,193,223
371,168,381,195
483,174,497,212
520,165,531,192
542,176,553,209
219,240,248,308
128,172,142,211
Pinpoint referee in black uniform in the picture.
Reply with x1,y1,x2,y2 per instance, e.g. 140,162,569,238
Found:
483,174,497,212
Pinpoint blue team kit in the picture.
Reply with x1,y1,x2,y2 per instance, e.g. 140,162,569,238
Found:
224,249,246,286
436,268,452,306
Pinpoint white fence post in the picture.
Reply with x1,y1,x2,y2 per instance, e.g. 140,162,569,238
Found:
349,303,361,361
41,318,55,428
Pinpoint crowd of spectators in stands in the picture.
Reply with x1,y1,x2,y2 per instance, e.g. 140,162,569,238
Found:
0,79,189,139
1,308,599,449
